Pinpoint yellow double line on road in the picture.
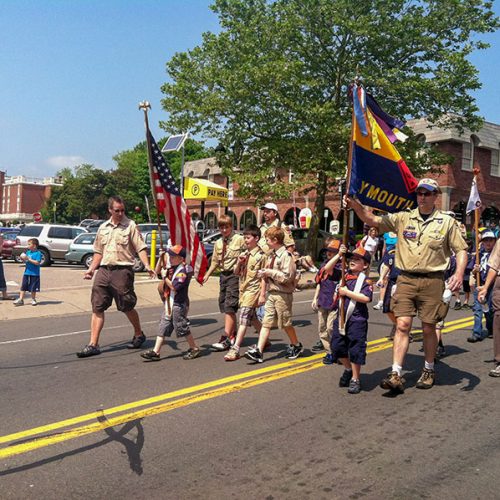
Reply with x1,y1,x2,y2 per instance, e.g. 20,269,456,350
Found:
0,316,474,460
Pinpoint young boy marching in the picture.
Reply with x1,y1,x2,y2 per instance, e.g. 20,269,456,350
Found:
311,240,347,364
140,245,201,361
13,238,42,306
331,247,373,394
245,226,303,363
224,225,266,361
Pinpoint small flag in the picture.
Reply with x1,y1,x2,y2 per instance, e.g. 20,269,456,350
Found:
466,176,482,214
148,131,208,283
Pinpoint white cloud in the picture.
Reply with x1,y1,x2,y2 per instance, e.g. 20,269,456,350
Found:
45,155,86,169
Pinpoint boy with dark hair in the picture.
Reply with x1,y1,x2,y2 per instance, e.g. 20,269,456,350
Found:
14,238,42,306
141,245,201,361
245,226,303,363
224,225,266,361
331,247,373,394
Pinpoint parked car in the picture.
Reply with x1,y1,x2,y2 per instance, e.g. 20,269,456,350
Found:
64,233,97,268
13,224,88,266
1,232,20,260
137,223,169,237
85,220,105,231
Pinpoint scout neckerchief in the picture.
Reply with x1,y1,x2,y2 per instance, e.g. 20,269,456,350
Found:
338,272,366,336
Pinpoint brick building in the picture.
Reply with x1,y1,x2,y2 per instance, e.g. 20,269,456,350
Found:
0,174,63,223
184,118,500,231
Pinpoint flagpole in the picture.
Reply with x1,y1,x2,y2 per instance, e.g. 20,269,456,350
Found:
473,165,480,285
139,101,164,251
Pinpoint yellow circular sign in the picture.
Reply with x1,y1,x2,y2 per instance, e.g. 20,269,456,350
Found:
191,184,200,196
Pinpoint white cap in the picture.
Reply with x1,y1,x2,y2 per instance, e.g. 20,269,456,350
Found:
481,230,496,240
261,202,279,212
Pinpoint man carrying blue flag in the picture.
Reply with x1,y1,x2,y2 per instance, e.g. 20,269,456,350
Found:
344,178,468,393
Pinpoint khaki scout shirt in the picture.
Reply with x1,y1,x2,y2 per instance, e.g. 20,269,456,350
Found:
265,245,296,294
208,232,245,273
93,216,147,266
379,208,468,273
259,219,295,254
239,247,266,307
487,239,500,274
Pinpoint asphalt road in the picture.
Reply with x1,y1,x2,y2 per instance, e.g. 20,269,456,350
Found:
0,289,498,499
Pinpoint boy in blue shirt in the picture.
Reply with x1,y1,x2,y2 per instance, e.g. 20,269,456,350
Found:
140,245,201,361
331,247,373,394
14,238,42,306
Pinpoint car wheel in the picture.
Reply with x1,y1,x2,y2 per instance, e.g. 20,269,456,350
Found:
83,254,94,269
133,256,145,272
39,249,51,267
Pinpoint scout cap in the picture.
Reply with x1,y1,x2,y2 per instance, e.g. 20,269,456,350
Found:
481,230,496,240
326,240,341,251
168,245,186,258
260,202,279,212
346,247,371,264
416,178,441,193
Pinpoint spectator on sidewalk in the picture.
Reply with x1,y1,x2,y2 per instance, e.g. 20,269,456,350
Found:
13,238,41,306
0,233,14,300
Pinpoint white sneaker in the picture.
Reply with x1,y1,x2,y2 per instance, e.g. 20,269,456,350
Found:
32,299,38,306
13,298,24,306
373,301,383,310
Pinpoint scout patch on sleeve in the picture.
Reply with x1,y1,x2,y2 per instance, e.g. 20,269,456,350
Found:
403,230,417,239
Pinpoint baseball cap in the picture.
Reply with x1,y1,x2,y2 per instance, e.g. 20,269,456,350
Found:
168,245,186,258
481,230,496,240
326,240,341,251
346,247,371,264
260,202,279,212
416,178,441,193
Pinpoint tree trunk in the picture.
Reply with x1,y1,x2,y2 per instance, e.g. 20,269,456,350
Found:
306,170,328,259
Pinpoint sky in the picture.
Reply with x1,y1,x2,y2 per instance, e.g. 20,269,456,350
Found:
0,0,499,179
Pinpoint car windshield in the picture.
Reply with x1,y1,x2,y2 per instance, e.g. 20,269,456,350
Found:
73,233,97,245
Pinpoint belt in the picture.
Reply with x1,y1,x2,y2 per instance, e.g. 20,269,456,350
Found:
100,265,133,270
401,271,444,279
220,270,235,276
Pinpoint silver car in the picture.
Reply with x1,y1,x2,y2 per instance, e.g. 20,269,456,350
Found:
64,233,97,268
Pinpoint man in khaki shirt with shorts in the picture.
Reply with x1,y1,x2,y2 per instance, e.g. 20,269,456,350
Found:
345,178,468,392
77,196,155,358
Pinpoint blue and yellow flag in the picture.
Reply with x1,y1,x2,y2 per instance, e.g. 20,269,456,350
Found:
348,85,417,213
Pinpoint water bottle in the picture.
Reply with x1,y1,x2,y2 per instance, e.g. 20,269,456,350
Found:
442,288,452,304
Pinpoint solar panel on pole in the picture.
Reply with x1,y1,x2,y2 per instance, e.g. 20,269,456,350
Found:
161,133,189,152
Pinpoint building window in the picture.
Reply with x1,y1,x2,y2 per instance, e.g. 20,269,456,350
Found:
227,210,238,229
204,211,217,229
462,135,480,172
491,148,500,177
240,210,257,229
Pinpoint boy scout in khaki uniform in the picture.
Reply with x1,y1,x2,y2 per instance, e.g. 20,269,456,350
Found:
224,225,266,361
259,202,294,254
345,178,468,392
203,214,246,351
245,226,303,363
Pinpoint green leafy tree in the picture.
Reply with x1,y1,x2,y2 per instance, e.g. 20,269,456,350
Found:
160,0,498,252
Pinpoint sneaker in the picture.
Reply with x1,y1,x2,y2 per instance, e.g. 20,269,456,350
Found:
211,336,231,351
489,363,500,377
311,340,325,352
245,346,263,363
31,299,38,306
76,344,101,358
487,331,493,339
140,349,160,361
436,345,446,359
462,303,471,310
224,346,240,361
183,348,201,360
380,371,406,393
285,343,303,360
453,302,462,310
13,298,24,306
322,353,334,365
373,301,383,310
416,368,435,389
127,332,146,349
348,379,361,394
467,335,482,343
339,369,353,387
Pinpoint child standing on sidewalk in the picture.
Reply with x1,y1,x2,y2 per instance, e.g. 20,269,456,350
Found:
14,238,42,306
140,245,201,361
331,247,373,394
224,225,266,361
311,240,346,364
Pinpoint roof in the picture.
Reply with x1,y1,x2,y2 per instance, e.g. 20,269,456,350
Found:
184,157,221,178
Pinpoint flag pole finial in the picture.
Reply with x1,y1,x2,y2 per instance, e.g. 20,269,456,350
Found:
138,101,151,111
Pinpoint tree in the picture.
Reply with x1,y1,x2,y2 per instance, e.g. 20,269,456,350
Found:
160,0,498,251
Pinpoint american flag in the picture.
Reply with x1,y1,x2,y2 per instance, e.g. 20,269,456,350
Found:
148,130,208,283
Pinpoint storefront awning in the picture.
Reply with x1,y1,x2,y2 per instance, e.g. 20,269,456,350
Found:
183,177,228,205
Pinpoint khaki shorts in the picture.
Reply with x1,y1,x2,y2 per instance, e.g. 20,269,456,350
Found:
391,272,448,325
262,291,293,329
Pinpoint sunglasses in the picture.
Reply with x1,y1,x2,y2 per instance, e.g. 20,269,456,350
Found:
416,191,434,197
112,209,125,213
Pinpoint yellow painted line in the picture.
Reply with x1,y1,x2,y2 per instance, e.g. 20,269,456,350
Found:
0,316,473,459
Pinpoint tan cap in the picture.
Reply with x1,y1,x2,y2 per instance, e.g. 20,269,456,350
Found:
416,178,441,193
260,202,279,212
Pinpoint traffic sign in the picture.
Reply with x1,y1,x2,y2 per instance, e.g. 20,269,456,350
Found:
33,212,42,222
